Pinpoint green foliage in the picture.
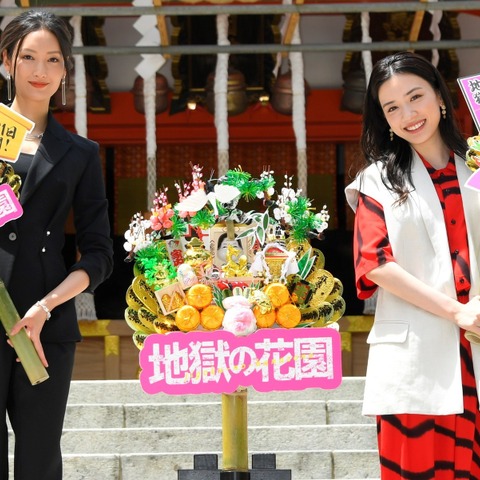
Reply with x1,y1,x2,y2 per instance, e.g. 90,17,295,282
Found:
135,243,177,289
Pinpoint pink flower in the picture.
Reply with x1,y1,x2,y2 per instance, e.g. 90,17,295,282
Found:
222,305,257,337
151,205,174,231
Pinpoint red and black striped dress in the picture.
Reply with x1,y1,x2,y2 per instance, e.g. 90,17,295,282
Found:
353,155,480,479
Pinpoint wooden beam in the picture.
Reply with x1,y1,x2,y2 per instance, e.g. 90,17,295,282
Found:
408,0,429,52
153,0,170,59
281,0,304,57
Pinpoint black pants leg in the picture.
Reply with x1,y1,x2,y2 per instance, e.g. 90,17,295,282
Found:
6,341,76,480
0,329,12,480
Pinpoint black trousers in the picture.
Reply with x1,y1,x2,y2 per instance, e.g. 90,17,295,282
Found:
0,331,76,480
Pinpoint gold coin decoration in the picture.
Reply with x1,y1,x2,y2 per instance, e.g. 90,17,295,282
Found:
132,331,149,350
310,249,325,271
285,239,311,259
329,296,346,324
132,275,161,314
125,278,180,336
310,301,335,327
126,285,144,310
325,278,344,303
153,314,178,333
124,307,152,334
138,307,158,332
299,306,320,325
308,270,335,305
0,160,21,197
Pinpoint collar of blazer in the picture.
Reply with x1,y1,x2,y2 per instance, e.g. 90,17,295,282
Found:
19,112,73,206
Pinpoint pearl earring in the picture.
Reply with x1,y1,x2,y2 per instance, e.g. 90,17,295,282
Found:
441,103,446,120
389,128,394,141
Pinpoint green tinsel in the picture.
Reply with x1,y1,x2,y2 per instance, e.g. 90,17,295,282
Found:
290,215,316,243
222,168,276,202
190,209,216,230
135,243,177,289
286,196,310,219
169,213,188,238
222,168,251,189
285,197,317,243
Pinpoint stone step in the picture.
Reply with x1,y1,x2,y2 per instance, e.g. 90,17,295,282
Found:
8,378,380,479
10,451,380,480
9,424,377,455
61,399,373,429
66,378,366,404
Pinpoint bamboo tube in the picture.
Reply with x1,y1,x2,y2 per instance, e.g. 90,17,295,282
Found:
221,387,249,472
226,219,236,241
0,279,49,385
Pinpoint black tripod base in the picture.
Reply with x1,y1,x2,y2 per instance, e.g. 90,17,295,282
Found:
177,453,292,480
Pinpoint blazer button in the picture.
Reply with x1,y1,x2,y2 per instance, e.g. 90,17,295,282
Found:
41,247,46,253
8,233,16,241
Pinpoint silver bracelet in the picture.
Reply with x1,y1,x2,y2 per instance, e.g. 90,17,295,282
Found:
35,301,51,321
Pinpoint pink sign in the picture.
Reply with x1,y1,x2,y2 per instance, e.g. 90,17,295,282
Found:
465,168,480,192
139,327,342,395
0,184,22,227
458,74,480,131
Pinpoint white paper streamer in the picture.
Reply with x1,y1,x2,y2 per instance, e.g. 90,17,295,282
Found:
273,0,307,195
287,6,307,195
360,12,373,85
71,16,94,321
132,0,167,207
144,75,157,208
215,14,230,177
428,0,442,67
70,16,87,138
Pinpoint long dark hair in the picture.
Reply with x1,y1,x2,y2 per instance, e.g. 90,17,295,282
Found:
0,10,73,96
361,51,467,203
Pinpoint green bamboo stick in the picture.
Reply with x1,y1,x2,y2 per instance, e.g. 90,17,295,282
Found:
221,387,249,472
0,279,49,385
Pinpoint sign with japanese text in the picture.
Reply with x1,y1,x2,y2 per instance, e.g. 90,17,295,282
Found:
0,184,22,227
465,169,480,192
0,103,34,163
458,74,480,132
139,327,342,395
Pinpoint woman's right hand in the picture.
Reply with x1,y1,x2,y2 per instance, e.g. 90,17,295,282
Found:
8,303,49,367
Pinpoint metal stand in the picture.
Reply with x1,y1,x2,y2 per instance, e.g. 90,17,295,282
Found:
177,454,291,479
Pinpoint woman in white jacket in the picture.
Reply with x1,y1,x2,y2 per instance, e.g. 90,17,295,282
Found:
345,51,480,479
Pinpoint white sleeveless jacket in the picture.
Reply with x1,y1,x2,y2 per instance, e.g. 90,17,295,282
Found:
345,152,480,415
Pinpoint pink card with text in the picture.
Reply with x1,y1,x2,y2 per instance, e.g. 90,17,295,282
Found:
0,184,22,226
139,327,342,395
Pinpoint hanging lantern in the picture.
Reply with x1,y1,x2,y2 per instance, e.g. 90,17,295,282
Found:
131,73,170,115
340,67,367,114
271,70,310,116
205,68,248,117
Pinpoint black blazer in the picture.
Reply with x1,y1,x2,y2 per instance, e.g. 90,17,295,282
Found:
0,113,113,342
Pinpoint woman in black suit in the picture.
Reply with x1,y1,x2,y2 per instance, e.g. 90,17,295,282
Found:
0,11,113,479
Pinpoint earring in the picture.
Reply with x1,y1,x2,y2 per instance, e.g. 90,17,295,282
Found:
6,72,11,101
61,76,66,106
441,103,447,120
389,128,394,141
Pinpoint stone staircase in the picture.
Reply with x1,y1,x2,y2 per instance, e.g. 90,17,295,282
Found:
8,377,379,479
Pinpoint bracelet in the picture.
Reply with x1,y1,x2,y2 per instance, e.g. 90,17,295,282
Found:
35,301,51,321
